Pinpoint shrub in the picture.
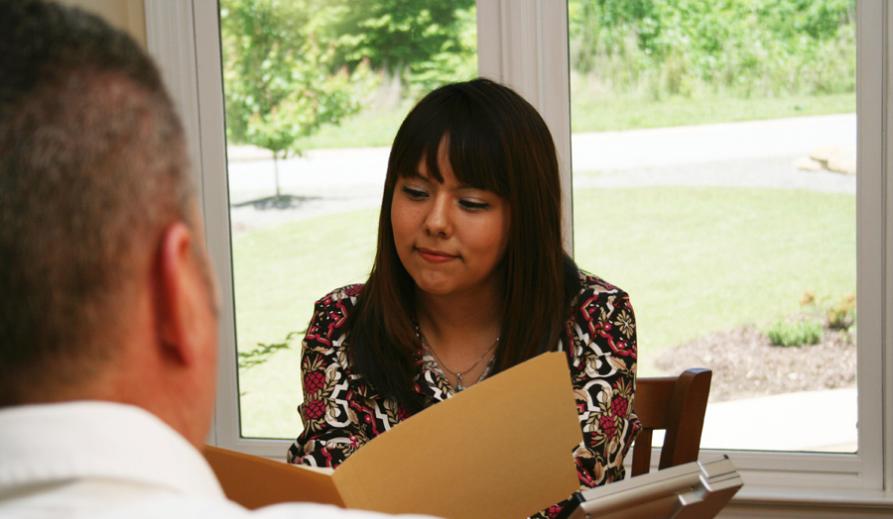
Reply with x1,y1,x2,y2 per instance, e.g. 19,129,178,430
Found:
800,290,856,331
568,0,856,100
826,293,856,330
767,319,823,347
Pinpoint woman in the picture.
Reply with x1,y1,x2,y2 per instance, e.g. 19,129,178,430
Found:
287,78,639,516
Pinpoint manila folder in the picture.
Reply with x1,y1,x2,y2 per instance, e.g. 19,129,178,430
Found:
205,351,583,518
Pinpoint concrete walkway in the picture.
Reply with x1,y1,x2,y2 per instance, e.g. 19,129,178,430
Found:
648,387,857,455
571,113,855,171
700,387,857,452
573,113,855,194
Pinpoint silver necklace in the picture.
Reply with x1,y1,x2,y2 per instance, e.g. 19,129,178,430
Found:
417,326,499,392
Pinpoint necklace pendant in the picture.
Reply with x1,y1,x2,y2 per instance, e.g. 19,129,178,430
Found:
455,374,464,392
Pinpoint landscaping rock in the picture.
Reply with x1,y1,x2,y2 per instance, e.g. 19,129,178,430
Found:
794,156,824,171
804,145,857,175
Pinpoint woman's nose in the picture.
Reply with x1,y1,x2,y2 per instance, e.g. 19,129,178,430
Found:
424,194,452,238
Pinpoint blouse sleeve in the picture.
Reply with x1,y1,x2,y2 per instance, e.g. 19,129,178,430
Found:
287,288,374,468
568,283,640,489
532,281,641,518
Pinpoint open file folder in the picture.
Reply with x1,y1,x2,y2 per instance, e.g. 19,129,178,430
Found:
205,352,583,518
567,456,743,519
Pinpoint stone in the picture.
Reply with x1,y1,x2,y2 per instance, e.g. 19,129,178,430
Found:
806,145,857,176
794,157,824,171
827,153,856,175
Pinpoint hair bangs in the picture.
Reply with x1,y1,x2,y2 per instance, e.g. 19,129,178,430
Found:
445,114,507,197
390,87,507,197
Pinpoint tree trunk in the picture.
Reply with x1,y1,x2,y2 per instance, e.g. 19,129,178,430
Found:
273,152,281,199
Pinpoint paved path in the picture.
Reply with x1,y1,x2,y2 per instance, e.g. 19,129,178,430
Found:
700,387,857,452
647,387,857,454
227,113,856,231
571,113,854,171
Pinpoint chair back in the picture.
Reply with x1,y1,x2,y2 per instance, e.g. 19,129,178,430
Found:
631,368,712,477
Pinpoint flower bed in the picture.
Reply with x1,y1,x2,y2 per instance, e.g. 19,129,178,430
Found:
655,325,855,402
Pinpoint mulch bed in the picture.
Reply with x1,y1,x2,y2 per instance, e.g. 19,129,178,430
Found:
654,325,856,402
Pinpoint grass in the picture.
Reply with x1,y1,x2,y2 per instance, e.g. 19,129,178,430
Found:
233,186,855,438
233,207,379,438
287,92,856,151
294,101,414,150
570,92,855,133
573,186,855,374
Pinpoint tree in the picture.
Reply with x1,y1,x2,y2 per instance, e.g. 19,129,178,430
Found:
323,0,476,95
568,0,855,98
220,0,372,199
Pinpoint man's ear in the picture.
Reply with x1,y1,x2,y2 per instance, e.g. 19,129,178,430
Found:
155,222,203,366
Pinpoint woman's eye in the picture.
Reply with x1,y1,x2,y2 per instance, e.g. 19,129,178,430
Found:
401,186,428,200
459,199,490,211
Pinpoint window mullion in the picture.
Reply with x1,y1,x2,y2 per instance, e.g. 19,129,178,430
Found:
476,0,573,254
856,0,886,490
190,0,243,451
881,0,893,495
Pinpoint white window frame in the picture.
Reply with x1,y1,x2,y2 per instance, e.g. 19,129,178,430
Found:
146,0,893,512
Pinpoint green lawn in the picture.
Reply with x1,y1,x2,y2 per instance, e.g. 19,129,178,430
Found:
233,207,379,438
294,101,414,150
570,92,855,133
233,186,855,438
573,187,855,374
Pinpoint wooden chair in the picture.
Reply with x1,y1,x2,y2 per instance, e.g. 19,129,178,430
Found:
630,368,712,477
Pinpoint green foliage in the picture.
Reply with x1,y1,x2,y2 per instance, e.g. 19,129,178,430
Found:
568,0,855,100
764,290,855,348
767,319,823,347
220,0,374,157
321,0,476,94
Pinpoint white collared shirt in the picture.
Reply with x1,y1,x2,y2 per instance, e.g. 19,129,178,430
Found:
0,402,423,519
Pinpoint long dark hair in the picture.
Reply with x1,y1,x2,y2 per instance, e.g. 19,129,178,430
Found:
349,78,580,412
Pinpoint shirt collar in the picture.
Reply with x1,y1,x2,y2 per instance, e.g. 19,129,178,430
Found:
0,401,224,498
414,351,455,403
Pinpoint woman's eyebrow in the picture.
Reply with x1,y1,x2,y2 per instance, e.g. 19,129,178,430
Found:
408,171,435,182
455,181,488,191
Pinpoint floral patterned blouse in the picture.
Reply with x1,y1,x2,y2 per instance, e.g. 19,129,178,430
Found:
287,271,640,518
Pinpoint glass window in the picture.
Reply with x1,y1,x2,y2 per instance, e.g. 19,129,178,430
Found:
151,0,891,499
568,0,857,452
218,0,478,439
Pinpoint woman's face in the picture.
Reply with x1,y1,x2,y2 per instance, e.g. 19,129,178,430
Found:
391,140,510,299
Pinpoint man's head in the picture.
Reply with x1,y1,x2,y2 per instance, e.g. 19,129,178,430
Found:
0,0,219,445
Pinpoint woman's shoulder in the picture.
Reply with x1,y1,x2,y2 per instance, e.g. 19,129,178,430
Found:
569,270,634,323
304,284,365,347
566,270,637,359
573,270,630,303
313,283,365,311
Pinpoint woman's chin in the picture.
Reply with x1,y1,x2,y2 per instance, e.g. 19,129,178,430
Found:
415,283,456,297
412,276,460,297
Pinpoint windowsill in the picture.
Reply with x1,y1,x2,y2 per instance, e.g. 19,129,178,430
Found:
733,485,893,509
221,439,893,512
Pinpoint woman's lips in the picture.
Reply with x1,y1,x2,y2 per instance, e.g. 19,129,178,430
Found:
416,247,457,263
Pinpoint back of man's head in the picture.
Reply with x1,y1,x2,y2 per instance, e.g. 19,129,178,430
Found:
0,0,198,406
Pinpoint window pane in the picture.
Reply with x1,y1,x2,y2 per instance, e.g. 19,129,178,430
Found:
219,0,478,439
568,0,857,452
